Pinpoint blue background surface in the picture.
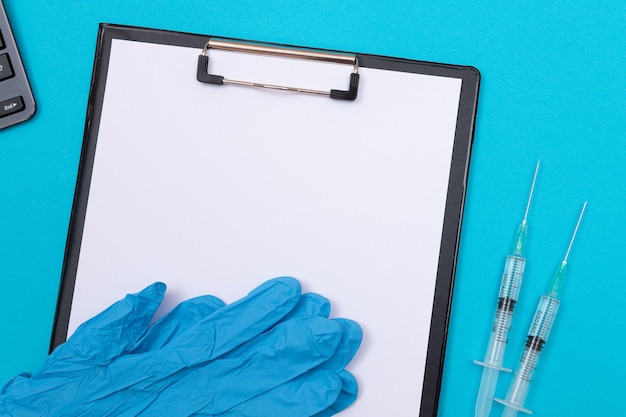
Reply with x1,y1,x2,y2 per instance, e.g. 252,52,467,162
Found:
1,1,624,416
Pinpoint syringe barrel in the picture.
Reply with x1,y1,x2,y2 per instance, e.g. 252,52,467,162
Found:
500,295,560,411
482,309,513,366
528,295,560,342
500,342,543,411
481,255,526,367
498,255,526,302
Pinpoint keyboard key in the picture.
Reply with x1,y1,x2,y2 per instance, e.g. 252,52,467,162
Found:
0,2,36,129
0,95,24,118
0,52,14,81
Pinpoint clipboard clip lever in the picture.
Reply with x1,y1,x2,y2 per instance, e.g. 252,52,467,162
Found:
197,39,359,101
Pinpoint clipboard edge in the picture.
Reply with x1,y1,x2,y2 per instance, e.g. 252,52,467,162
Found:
419,61,480,417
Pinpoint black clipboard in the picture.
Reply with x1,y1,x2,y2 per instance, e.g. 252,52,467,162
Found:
52,24,479,417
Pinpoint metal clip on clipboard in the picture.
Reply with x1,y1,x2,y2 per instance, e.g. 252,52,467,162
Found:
197,38,360,100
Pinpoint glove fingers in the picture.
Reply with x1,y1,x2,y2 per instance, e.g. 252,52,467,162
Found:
47,282,166,365
142,316,342,415
136,277,301,354
317,318,363,372
1,372,31,395
132,295,225,353
311,370,359,417
191,369,342,417
279,292,331,322
90,278,302,394
163,277,301,360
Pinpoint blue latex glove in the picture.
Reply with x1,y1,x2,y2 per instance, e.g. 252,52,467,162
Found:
0,278,361,416
133,287,361,416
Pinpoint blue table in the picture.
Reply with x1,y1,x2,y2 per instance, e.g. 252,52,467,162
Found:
1,1,624,415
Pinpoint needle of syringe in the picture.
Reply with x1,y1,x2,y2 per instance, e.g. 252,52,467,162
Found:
546,201,587,299
474,161,540,417
513,160,540,256
495,202,587,417
523,160,540,222
564,201,586,263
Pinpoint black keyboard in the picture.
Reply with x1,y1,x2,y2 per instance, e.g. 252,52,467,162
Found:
0,0,35,130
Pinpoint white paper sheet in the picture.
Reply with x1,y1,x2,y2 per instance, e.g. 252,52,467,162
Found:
68,39,462,415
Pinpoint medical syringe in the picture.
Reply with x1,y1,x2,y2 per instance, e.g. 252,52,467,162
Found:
474,161,540,417
495,202,587,417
